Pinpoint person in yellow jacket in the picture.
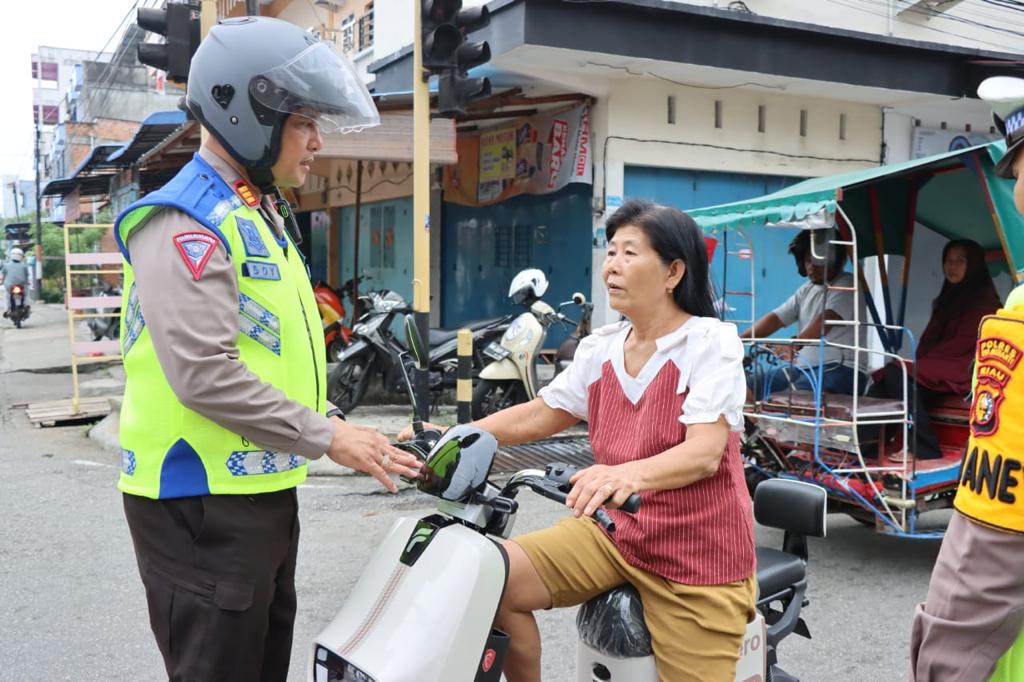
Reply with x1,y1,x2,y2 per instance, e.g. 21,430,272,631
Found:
910,75,1024,681
115,17,420,682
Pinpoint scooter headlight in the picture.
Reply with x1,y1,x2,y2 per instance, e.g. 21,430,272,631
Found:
503,317,527,342
313,645,376,681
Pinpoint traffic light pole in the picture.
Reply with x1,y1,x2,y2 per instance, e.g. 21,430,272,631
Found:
412,4,431,423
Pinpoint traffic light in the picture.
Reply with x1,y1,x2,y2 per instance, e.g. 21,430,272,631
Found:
420,0,492,117
137,2,201,83
4,223,30,242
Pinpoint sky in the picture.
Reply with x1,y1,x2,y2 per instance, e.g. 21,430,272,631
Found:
0,0,142,179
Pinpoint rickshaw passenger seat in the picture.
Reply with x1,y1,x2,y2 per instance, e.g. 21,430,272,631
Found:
928,394,971,425
759,390,904,421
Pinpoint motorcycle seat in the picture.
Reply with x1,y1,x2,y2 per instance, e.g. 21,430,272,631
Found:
755,547,805,600
428,319,503,346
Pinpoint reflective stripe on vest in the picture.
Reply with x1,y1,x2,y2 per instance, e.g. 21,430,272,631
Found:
114,157,326,499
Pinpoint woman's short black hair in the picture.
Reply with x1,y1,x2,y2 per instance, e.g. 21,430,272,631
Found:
605,199,717,318
788,229,848,278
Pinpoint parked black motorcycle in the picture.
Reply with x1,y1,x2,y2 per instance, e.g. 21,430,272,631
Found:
87,280,121,341
554,293,593,376
3,284,30,328
326,289,512,414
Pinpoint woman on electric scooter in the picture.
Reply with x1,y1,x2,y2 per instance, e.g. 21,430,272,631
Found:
403,199,755,681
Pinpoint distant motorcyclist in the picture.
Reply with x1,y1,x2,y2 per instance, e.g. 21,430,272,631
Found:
1,248,31,314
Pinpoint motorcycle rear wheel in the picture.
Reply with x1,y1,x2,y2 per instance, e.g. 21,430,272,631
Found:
327,354,373,414
471,379,527,420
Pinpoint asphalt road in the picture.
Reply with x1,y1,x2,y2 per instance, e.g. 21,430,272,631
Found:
0,313,945,681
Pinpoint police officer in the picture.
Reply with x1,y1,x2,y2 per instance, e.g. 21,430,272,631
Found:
0,247,31,314
910,76,1024,681
115,17,421,681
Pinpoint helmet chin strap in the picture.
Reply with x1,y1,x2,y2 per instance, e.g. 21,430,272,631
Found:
247,164,304,246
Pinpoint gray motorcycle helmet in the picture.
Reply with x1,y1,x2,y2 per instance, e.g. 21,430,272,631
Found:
185,16,379,186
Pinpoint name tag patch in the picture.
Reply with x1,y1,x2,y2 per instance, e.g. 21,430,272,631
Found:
237,218,270,258
242,261,281,280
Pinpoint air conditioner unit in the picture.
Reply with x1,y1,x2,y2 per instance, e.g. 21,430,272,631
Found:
896,0,965,15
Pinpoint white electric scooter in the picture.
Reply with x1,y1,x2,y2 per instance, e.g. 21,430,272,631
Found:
310,316,825,682
473,268,589,419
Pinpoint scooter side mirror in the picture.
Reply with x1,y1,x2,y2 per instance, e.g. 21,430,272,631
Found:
572,292,586,305
403,314,430,372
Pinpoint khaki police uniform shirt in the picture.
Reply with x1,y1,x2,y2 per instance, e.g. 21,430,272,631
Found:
126,147,334,460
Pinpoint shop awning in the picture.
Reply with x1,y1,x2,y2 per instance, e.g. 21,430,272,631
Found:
318,111,457,164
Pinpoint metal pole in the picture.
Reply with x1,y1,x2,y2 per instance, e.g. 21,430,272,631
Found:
412,0,431,422
11,182,21,220
245,0,259,15
457,328,472,423
33,55,43,300
352,159,362,316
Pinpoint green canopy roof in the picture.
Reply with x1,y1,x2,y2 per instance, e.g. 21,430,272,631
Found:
687,141,1024,278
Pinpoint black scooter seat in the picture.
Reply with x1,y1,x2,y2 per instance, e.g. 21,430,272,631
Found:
428,318,503,346
755,547,805,599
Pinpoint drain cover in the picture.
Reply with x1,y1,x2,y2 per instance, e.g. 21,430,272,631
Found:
492,436,594,474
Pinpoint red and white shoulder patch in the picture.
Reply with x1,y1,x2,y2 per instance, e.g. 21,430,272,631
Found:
172,231,218,280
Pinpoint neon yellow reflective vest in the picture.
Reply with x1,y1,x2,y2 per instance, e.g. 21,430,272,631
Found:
114,155,326,499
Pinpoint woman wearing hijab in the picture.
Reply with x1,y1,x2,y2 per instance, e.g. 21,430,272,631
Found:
864,239,1001,460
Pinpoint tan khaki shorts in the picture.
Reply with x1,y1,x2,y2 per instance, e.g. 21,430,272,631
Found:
514,515,756,682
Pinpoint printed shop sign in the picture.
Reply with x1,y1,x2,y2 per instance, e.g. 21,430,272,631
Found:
444,103,592,206
479,128,516,183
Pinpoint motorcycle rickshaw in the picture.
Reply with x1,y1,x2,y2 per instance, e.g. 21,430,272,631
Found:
687,140,1023,538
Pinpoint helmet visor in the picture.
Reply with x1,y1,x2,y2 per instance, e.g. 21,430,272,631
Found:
250,42,380,134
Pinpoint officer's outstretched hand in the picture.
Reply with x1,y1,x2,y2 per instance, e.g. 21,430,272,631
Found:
396,421,445,442
325,417,421,492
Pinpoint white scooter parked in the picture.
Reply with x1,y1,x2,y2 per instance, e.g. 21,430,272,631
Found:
473,268,587,418
310,316,825,682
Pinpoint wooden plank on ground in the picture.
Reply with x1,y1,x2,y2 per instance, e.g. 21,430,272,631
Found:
25,396,115,428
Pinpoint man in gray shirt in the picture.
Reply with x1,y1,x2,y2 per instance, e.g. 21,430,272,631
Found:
741,229,867,397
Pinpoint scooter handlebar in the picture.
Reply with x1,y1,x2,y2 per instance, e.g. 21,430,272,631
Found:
507,463,641,533
617,493,642,514
394,429,444,483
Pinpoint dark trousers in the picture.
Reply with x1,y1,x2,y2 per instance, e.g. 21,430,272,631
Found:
123,489,300,682
861,362,943,459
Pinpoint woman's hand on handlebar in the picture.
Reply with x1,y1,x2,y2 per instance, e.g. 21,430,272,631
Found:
566,464,640,519
397,421,446,442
